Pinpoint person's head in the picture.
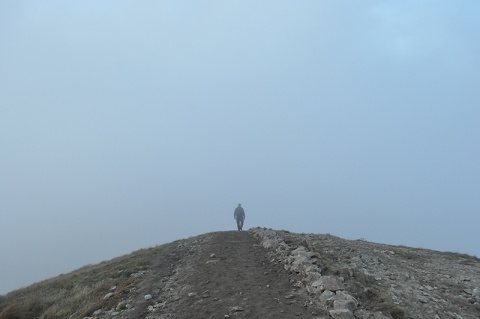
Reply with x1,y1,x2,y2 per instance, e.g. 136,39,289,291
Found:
238,203,241,207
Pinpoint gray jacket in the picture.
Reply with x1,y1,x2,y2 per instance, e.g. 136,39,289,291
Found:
234,206,245,220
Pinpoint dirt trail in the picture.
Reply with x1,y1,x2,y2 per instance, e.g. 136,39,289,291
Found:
131,231,318,318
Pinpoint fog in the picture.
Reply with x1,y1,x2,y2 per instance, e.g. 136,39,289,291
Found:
1,1,479,294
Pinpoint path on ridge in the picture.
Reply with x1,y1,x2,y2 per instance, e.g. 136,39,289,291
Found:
145,231,318,318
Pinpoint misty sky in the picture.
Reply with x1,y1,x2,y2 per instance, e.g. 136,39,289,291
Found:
1,1,479,294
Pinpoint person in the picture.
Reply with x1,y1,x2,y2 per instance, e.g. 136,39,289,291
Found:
234,203,245,231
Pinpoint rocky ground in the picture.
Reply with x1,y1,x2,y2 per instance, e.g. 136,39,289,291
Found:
84,228,479,319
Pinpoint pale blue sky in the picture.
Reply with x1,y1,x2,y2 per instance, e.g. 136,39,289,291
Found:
1,1,479,294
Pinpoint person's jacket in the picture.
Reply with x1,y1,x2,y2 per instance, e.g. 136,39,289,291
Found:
234,207,245,220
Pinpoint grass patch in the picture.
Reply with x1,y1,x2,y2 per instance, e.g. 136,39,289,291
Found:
443,251,480,265
363,286,405,319
0,246,160,319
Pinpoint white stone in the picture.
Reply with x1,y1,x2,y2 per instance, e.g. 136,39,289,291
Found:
144,294,153,300
103,292,114,300
93,309,103,316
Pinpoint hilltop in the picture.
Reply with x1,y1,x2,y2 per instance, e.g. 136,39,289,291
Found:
0,228,479,319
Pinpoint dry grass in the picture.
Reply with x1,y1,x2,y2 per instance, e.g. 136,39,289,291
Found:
443,251,480,266
363,286,405,319
0,246,160,319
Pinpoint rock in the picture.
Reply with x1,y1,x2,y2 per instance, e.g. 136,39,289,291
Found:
311,276,345,292
306,284,316,294
152,302,165,310
188,292,197,297
305,271,322,282
290,255,314,273
291,246,311,256
251,227,480,319
418,296,429,303
329,309,354,319
319,289,335,302
116,301,127,310
333,299,357,311
202,290,211,298
262,237,283,249
463,289,473,295
285,294,295,299
144,294,153,300
92,309,102,316
304,265,320,274
473,287,480,297
210,253,216,258
103,292,114,300
325,295,343,307
335,291,359,307
230,306,244,312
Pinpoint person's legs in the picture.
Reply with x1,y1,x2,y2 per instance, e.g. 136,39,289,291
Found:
236,219,241,231
239,219,244,230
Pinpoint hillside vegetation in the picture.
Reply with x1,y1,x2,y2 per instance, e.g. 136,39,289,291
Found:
0,244,167,319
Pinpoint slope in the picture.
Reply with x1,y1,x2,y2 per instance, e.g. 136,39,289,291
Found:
1,229,479,319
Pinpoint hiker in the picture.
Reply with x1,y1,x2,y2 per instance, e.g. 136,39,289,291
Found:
234,203,245,231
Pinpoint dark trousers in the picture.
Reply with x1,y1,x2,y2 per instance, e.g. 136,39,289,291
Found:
236,218,244,231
